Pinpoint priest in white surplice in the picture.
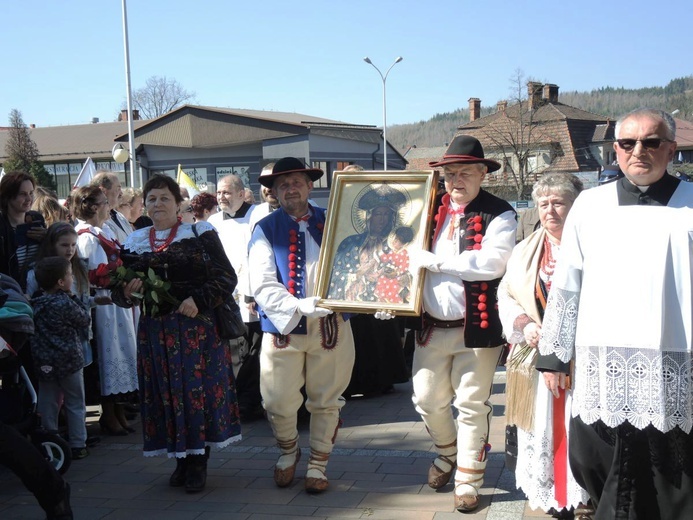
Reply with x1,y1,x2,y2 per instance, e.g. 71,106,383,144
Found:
537,108,693,520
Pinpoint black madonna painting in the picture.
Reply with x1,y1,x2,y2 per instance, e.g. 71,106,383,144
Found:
315,170,438,316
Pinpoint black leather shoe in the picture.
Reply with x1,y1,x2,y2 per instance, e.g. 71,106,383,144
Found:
184,448,209,493
169,457,187,487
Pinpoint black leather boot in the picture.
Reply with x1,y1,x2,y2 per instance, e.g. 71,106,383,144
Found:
169,457,187,487
184,447,209,493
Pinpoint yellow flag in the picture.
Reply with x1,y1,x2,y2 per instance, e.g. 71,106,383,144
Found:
176,165,200,197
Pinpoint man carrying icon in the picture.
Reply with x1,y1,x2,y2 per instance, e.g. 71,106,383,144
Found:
248,157,355,494
410,135,517,512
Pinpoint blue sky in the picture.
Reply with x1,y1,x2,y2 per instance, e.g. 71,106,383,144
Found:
1,0,690,129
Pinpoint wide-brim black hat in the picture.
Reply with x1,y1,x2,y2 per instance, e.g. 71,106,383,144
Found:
258,157,324,187
429,135,501,172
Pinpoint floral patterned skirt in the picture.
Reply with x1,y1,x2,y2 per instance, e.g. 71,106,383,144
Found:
137,311,242,457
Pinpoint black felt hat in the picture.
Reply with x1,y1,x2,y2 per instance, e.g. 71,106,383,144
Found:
429,135,501,172
258,157,324,187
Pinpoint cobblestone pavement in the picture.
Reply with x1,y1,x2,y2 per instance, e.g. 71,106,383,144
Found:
1,368,553,519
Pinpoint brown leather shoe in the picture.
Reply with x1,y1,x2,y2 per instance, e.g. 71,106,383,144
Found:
305,475,329,494
273,448,301,488
427,455,455,489
454,493,479,513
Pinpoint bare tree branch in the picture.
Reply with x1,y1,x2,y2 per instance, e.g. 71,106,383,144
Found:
124,76,196,119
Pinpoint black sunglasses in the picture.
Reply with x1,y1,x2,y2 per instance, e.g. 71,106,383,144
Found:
616,138,673,152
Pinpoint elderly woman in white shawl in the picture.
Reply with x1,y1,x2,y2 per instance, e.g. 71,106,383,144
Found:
498,173,592,517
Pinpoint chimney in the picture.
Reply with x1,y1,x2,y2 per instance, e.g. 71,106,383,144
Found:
132,109,140,121
542,83,559,103
92,117,99,124
497,100,508,112
527,81,542,110
468,97,481,121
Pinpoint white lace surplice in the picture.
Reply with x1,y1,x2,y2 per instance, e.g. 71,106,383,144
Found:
515,382,589,511
540,189,693,434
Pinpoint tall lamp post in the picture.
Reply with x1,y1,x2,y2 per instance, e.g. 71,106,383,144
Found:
363,56,403,170
121,0,137,187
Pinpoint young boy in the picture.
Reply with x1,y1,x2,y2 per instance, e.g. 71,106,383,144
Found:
32,256,91,460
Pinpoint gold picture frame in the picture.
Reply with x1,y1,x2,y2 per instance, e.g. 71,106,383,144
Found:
315,170,439,316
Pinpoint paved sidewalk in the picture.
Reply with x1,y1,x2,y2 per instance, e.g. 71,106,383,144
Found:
0,368,548,519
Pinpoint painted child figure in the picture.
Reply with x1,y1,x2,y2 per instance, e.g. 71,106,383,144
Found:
375,226,414,304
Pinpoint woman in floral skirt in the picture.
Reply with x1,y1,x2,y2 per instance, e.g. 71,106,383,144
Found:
113,175,241,493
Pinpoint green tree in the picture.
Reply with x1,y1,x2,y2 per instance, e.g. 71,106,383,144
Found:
3,109,56,190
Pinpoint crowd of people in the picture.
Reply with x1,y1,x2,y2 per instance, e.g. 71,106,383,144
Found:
0,107,690,519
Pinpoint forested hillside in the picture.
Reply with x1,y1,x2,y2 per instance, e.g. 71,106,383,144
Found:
388,76,693,152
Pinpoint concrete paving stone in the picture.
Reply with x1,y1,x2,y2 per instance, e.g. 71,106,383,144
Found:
220,457,276,470
378,462,427,477
340,471,386,482
100,496,183,510
199,474,257,489
0,371,548,518
288,489,368,509
330,450,382,459
67,481,155,500
358,491,453,512
204,487,299,505
225,445,274,455
350,508,437,520
235,514,312,520
325,461,381,474
235,502,319,516
312,506,365,518
86,468,163,485
194,513,251,520
95,509,201,519
347,480,424,494
172,500,248,513
380,473,428,485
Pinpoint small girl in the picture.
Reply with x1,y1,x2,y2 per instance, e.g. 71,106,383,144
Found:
32,256,92,459
26,222,108,366
375,226,414,304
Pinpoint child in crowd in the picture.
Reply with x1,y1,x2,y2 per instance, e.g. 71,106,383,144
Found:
32,256,92,460
375,226,414,304
26,222,110,366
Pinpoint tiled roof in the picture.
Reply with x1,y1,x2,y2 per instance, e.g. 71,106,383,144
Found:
403,146,447,171
675,117,693,149
0,105,379,163
453,99,612,173
403,146,447,160
0,120,149,162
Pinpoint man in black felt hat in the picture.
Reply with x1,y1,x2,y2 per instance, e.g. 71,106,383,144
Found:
409,135,517,512
248,157,355,494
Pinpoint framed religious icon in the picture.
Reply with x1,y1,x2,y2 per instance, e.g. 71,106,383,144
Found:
315,170,439,316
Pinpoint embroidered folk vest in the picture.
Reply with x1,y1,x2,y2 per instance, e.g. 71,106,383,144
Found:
430,190,514,348
255,207,325,335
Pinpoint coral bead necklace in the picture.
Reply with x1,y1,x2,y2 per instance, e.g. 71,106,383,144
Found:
149,220,181,253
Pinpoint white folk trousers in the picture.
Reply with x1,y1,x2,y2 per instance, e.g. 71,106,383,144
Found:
412,327,502,478
260,316,355,454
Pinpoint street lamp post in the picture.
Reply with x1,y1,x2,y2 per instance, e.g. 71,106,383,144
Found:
363,56,403,170
121,0,138,187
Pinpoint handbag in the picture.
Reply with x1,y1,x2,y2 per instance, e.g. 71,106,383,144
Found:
192,224,246,340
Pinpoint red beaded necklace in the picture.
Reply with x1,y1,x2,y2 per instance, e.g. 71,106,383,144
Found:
149,220,181,253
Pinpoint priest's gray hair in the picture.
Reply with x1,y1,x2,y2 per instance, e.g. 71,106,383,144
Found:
615,108,676,141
